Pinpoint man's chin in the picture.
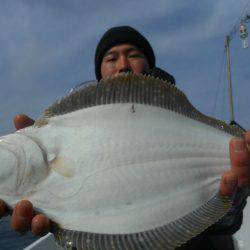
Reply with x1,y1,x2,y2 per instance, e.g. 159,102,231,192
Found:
102,71,135,80
116,72,136,77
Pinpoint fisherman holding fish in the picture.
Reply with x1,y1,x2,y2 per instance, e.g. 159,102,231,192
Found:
1,26,250,250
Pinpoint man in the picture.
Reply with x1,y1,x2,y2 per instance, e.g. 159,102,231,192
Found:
1,26,249,249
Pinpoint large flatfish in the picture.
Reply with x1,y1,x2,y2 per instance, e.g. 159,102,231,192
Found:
0,74,243,249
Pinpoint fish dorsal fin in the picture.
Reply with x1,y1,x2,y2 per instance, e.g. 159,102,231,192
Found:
43,73,243,137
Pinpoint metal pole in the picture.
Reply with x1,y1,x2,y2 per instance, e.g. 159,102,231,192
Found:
225,35,235,123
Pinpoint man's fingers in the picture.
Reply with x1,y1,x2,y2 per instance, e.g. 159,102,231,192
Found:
230,138,250,167
11,200,33,232
13,114,35,130
220,171,238,196
0,199,7,217
31,214,50,236
230,137,250,187
245,132,250,151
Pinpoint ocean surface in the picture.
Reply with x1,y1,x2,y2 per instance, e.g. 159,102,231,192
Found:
0,216,40,250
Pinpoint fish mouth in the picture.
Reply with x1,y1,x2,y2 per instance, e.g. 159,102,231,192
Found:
53,193,232,250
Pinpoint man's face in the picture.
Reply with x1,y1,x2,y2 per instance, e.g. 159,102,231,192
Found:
100,44,150,79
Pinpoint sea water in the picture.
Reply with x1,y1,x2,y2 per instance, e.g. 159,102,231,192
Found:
0,216,39,250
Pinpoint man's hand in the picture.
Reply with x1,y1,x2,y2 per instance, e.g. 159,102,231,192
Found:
220,131,250,196
0,114,50,236
13,114,35,130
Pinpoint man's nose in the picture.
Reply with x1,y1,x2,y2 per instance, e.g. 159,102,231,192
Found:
117,56,131,73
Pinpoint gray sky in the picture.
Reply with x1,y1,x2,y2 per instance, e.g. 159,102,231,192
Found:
1,0,250,135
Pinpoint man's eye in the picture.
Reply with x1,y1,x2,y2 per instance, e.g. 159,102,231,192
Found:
106,57,116,62
129,54,143,58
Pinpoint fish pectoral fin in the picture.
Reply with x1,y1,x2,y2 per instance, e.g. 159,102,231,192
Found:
49,156,75,178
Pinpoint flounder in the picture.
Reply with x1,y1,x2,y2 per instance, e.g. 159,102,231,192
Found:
0,74,244,249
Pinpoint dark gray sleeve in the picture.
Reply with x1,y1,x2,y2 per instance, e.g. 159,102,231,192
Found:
208,122,250,235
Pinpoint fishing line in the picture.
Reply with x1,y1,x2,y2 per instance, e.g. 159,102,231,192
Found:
215,1,249,121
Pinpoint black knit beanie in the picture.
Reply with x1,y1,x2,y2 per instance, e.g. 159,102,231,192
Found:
95,26,155,81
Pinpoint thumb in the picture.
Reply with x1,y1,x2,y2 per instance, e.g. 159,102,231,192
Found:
13,114,35,130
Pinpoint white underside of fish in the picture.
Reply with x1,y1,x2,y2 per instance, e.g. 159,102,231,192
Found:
0,103,231,234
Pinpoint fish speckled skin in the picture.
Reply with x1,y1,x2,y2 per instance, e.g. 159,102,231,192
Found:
0,74,243,249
